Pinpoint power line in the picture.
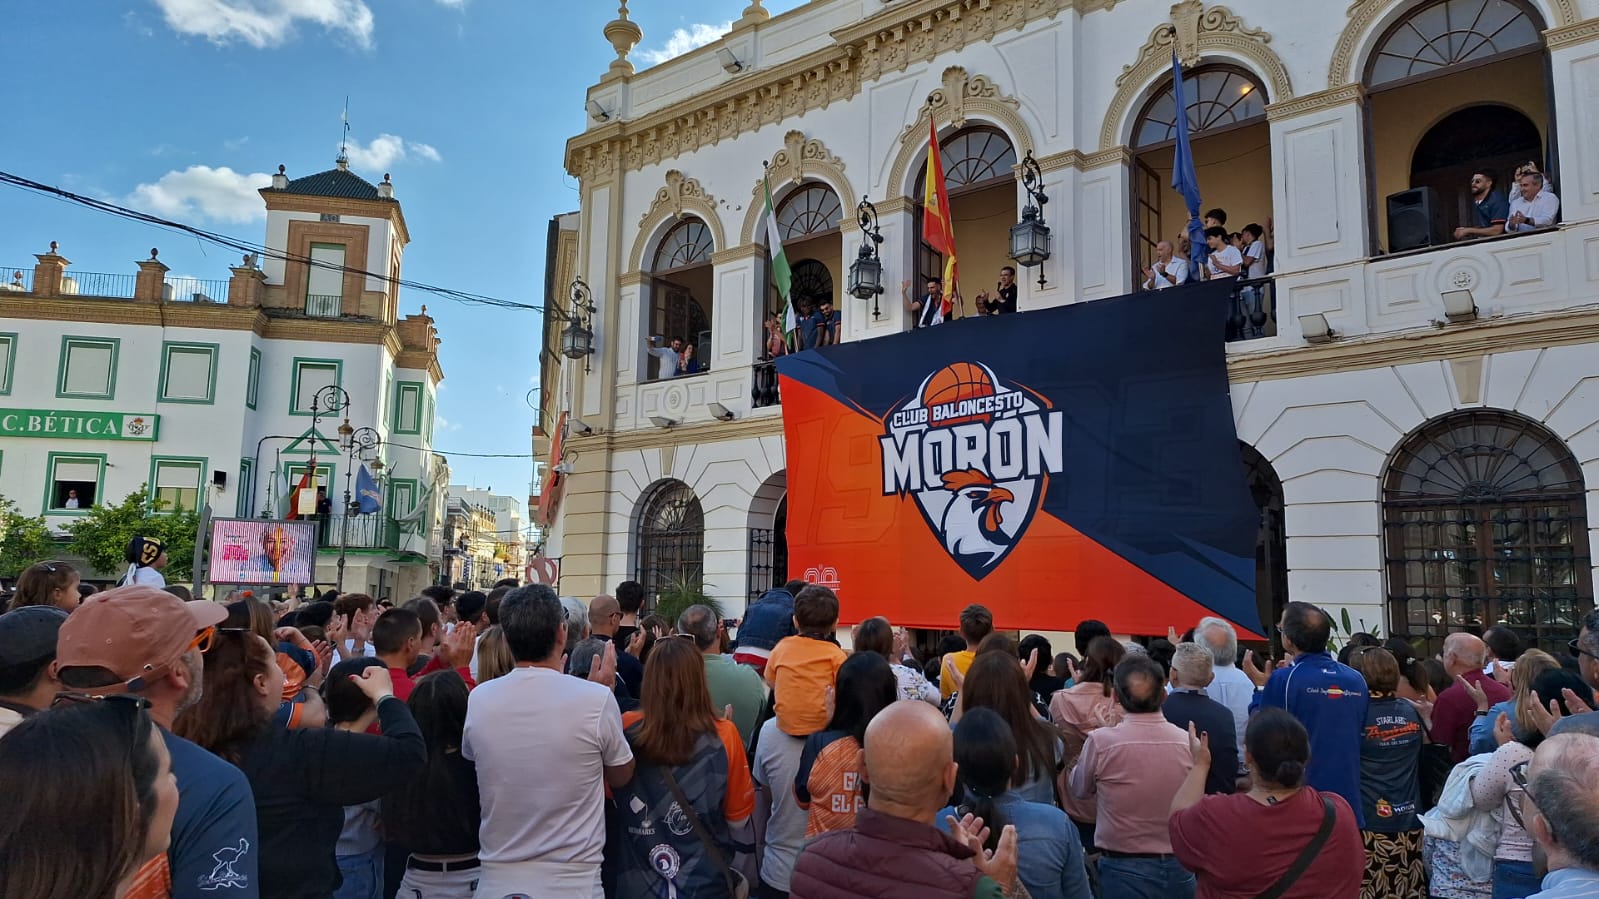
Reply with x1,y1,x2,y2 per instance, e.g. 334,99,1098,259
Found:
0,170,545,314
383,439,533,459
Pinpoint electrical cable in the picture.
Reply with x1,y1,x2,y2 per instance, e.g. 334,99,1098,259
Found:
0,169,545,313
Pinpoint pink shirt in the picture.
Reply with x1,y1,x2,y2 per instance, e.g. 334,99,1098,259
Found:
1068,711,1194,854
1051,682,1122,823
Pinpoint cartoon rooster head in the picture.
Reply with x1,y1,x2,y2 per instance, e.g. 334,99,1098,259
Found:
939,469,1016,566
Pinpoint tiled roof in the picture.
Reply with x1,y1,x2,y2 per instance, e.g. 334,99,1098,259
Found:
272,167,389,201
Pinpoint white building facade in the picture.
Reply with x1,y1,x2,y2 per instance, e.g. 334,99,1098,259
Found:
544,0,1599,653
0,160,447,598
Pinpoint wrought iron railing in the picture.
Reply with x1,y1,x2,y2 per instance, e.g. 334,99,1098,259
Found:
61,271,139,298
1,266,32,293
305,294,343,317
315,514,400,550
1226,277,1276,342
167,277,232,303
752,359,781,408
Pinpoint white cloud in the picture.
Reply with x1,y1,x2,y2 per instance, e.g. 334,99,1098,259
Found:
224,136,250,151
124,165,272,224
342,134,442,173
639,20,732,65
151,0,376,48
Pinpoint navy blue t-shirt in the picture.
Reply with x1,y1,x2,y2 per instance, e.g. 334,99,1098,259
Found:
1251,651,1368,827
164,728,260,897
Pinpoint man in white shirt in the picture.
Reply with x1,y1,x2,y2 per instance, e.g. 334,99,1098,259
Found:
646,336,683,378
1142,241,1189,290
1508,171,1559,233
1194,616,1253,764
463,584,634,898
1241,224,1268,280
1203,226,1244,280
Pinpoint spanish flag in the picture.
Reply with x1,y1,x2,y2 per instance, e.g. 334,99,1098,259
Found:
285,462,315,520
921,118,958,321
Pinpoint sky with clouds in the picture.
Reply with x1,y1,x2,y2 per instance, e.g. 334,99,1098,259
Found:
4,0,801,514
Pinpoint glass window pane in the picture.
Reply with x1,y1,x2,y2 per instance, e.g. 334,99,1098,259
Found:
295,363,337,413
164,348,213,400
64,342,113,395
307,244,346,297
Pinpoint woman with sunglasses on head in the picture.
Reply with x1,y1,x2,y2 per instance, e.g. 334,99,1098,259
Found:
0,696,180,899
6,560,81,611
1469,660,1594,899
174,628,426,899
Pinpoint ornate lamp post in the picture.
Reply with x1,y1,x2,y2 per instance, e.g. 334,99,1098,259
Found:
559,277,598,372
337,422,381,592
848,196,886,320
1009,151,1051,289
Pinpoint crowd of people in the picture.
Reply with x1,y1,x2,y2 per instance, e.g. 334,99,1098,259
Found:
1139,208,1272,293
6,553,1599,899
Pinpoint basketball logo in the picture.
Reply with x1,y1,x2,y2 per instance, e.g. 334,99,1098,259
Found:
881,361,1067,579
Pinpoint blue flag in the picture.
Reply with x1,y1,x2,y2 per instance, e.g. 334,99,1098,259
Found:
356,464,383,515
1170,52,1207,274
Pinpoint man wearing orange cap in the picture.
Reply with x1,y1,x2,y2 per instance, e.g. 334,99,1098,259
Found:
54,585,260,897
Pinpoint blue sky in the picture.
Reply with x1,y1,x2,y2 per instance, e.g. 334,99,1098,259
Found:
2,0,802,504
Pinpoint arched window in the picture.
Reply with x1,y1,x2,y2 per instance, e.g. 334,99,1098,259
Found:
652,219,714,272
1133,65,1267,149
1366,0,1542,89
1383,410,1593,654
789,259,833,307
940,126,1017,189
777,184,843,240
636,480,705,607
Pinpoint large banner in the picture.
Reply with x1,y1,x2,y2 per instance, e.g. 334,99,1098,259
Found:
775,280,1261,636
209,518,317,586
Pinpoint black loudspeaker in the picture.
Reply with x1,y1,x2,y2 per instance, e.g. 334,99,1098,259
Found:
213,470,227,488
1387,187,1444,252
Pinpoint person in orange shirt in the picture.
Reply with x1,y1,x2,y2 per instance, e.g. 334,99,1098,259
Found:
794,651,898,837
940,603,995,701
764,586,848,737
616,637,754,896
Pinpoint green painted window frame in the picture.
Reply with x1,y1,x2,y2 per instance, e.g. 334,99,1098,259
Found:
283,460,336,520
55,336,121,400
149,456,208,514
388,477,420,515
158,342,220,404
424,392,435,442
237,458,254,518
0,333,17,395
246,348,261,410
393,381,424,434
43,452,107,515
289,357,343,416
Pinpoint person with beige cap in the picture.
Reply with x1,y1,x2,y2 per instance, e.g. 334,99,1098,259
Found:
54,585,260,897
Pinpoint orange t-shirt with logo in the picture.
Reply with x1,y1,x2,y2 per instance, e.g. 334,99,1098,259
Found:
795,730,865,837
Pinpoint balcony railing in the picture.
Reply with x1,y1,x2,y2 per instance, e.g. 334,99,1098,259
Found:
314,515,401,551
62,271,139,298
1226,278,1276,342
752,359,781,408
166,278,232,303
305,294,342,317
2,266,32,293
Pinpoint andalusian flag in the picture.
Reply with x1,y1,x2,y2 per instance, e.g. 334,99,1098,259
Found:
762,170,797,345
922,118,959,322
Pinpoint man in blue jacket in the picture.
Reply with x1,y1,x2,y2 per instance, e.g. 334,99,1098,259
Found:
1247,601,1367,825
732,579,805,676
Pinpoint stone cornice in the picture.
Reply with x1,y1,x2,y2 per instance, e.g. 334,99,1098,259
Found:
394,348,444,383
1265,83,1364,121
598,413,785,451
1545,17,1599,51
565,0,1128,180
0,296,264,330
1227,305,1599,383
711,244,768,265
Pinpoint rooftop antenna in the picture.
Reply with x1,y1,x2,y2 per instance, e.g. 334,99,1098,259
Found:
337,97,350,168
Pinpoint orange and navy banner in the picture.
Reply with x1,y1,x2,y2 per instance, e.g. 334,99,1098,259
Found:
775,279,1262,637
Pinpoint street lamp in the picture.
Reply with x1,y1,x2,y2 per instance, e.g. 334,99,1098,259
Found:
848,195,886,320
303,384,352,521
1009,151,1051,288
337,424,381,593
559,276,598,372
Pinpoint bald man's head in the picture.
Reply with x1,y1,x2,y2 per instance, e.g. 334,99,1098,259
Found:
1443,633,1487,676
863,700,958,819
1527,734,1599,871
588,594,620,636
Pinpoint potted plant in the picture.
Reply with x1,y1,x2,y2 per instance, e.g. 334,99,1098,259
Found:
652,568,722,627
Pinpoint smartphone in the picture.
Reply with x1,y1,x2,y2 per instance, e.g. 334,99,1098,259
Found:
722,618,737,629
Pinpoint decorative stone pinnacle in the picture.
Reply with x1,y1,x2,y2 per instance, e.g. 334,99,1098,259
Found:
738,0,769,27
49,241,58,254
604,0,643,77
150,248,159,259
